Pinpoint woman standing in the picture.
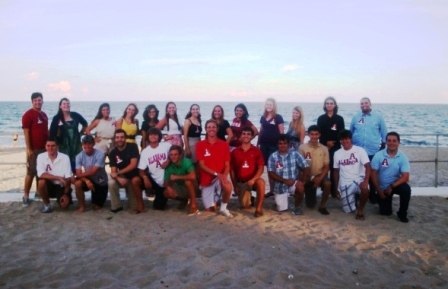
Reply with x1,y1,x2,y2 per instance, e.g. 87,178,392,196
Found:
229,103,258,149
317,96,345,198
183,104,202,162
85,103,116,155
141,104,159,149
50,98,88,172
286,106,306,151
258,98,284,198
156,102,183,147
115,103,139,149
211,105,233,144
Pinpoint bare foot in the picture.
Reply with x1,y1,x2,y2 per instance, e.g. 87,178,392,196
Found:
75,207,85,213
93,205,102,210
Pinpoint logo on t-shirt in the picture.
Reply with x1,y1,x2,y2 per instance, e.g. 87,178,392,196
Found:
269,119,276,125
46,164,52,172
338,153,359,166
381,158,389,167
37,118,43,124
116,155,123,164
358,118,364,125
232,121,241,127
242,160,249,168
204,149,211,157
148,153,167,168
331,124,337,130
305,152,312,160
275,161,284,170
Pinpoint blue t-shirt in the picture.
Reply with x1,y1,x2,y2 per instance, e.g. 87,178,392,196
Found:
259,114,284,147
371,149,410,190
350,110,387,156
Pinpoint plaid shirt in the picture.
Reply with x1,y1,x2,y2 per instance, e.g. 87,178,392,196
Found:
268,149,309,194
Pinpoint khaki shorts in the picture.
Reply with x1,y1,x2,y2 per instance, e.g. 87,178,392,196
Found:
235,182,253,207
26,149,45,176
172,183,189,199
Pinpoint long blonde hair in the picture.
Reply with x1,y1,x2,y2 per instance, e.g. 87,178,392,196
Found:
262,98,278,118
289,106,304,133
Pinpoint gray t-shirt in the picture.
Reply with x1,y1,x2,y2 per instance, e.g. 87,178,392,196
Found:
75,148,108,186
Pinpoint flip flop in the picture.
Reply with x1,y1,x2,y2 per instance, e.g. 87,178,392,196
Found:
355,213,365,221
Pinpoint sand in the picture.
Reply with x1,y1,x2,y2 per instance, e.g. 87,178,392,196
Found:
0,147,447,288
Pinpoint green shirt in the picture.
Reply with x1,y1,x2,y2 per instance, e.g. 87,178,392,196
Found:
164,158,194,186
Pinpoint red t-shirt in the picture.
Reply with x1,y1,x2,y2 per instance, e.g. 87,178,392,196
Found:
22,109,49,150
231,145,264,182
196,138,230,187
229,118,254,147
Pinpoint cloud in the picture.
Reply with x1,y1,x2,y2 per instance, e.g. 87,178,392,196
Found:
25,72,39,80
48,81,71,92
141,54,261,66
283,65,299,71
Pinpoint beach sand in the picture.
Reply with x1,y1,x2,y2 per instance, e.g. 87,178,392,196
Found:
0,147,447,288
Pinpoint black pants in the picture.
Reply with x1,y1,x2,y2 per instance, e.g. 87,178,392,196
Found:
368,155,378,203
378,183,411,216
91,184,108,207
147,175,168,210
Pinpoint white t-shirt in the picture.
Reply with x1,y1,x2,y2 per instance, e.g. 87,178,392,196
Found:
138,142,171,187
36,152,72,184
333,145,370,186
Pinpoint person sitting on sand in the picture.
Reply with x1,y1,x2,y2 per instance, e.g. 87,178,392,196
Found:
36,137,72,213
371,132,411,223
163,145,200,216
138,128,171,211
108,129,141,214
196,119,234,218
268,134,310,215
333,129,371,220
72,135,108,213
230,126,265,217
299,125,332,215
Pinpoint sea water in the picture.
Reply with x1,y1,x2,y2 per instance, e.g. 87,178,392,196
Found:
1,101,447,148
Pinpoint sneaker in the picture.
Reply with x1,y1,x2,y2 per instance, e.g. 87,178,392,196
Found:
110,207,123,214
22,197,32,206
219,209,234,218
397,212,409,223
41,204,53,213
291,207,303,215
188,208,199,216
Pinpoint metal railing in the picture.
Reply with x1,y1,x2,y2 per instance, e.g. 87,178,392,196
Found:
1,133,447,187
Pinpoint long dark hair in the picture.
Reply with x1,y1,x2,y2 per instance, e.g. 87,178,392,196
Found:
121,103,139,123
165,101,181,130
56,97,70,125
234,103,249,124
94,103,110,120
143,104,160,124
185,103,201,124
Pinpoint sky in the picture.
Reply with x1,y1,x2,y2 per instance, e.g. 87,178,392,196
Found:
1,0,447,103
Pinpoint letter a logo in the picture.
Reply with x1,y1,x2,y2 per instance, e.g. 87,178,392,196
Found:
381,158,389,167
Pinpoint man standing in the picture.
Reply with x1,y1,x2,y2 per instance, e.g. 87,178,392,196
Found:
138,128,170,211
22,92,49,205
36,137,72,213
268,134,310,215
108,129,140,213
333,130,371,220
163,145,200,216
350,97,387,203
299,125,331,215
73,135,108,213
371,132,411,223
230,126,265,217
196,119,233,218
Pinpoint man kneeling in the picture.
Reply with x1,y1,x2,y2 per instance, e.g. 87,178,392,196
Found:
73,135,108,213
164,145,199,216
36,137,72,213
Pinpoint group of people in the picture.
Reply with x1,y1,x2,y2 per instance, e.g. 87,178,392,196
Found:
21,92,411,222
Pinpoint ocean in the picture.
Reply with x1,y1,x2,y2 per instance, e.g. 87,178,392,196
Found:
1,101,448,148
